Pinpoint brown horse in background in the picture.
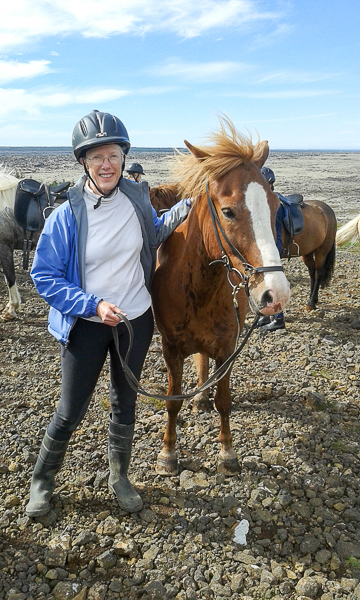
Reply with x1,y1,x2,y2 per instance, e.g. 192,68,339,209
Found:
149,183,181,215
152,117,290,475
281,200,336,311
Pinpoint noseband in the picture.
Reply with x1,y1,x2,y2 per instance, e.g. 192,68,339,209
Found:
206,182,284,301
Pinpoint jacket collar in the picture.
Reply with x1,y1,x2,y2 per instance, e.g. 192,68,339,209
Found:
69,174,148,205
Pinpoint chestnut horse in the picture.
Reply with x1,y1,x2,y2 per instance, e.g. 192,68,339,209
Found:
151,118,290,475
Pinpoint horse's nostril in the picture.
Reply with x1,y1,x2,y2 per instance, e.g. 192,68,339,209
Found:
261,290,273,307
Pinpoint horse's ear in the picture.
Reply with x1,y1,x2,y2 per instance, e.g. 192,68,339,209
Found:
184,140,210,161
252,140,270,169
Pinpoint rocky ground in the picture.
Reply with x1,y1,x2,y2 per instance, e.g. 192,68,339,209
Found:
0,150,360,600
0,250,359,600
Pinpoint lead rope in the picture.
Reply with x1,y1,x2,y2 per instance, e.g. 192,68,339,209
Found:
112,311,259,402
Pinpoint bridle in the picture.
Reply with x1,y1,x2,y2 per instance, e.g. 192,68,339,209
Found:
111,181,284,401
206,181,284,306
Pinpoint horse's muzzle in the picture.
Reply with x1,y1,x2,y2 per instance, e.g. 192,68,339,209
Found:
249,273,290,316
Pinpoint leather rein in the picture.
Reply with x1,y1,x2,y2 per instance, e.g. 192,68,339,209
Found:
112,182,284,402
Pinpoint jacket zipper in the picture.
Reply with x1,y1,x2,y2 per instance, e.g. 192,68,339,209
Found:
65,316,78,348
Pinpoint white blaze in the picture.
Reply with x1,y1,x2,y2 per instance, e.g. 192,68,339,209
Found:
244,181,290,308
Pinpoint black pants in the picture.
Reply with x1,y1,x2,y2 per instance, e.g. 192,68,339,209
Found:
47,308,154,441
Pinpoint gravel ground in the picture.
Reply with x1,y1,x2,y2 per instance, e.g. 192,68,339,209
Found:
0,150,360,600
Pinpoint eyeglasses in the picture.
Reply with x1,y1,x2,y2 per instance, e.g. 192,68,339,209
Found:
86,154,122,166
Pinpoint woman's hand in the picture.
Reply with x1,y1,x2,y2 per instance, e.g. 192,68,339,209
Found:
96,300,126,326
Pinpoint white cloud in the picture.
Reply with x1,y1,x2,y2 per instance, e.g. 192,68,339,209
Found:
0,59,51,84
137,86,182,95
0,84,181,117
256,70,337,84
149,59,252,82
220,89,341,99
0,87,130,117
1,0,283,50
243,112,338,124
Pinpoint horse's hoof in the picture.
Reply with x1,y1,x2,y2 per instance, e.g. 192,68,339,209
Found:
217,457,241,474
305,304,316,312
192,394,212,413
1,310,17,321
156,451,178,476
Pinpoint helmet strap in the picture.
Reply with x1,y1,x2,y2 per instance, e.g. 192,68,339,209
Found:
83,163,123,210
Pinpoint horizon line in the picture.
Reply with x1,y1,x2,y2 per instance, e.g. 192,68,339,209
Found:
0,146,359,152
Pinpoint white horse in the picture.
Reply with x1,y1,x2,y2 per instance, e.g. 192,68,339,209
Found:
0,166,71,320
0,166,19,211
336,214,360,248
0,166,22,319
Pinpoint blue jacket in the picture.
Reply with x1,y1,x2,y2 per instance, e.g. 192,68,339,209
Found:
31,175,191,344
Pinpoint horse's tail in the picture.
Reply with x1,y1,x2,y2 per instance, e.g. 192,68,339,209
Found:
319,242,336,289
336,214,360,247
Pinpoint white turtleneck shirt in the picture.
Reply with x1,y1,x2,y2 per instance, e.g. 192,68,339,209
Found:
83,181,151,322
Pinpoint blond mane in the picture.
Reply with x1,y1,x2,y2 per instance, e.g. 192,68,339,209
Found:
172,116,263,198
0,164,19,192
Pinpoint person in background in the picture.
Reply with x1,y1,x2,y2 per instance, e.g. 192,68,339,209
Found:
25,109,191,518
126,162,144,183
258,166,286,332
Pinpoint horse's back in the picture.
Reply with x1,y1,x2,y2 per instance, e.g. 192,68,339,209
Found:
149,184,181,215
304,199,336,219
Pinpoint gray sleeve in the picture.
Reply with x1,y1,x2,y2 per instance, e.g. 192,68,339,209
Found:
155,201,191,247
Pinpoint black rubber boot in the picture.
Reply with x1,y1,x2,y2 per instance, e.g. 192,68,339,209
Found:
265,315,285,332
108,419,143,513
257,315,271,328
25,432,69,517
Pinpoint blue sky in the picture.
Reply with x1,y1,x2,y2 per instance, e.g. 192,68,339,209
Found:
1,0,359,149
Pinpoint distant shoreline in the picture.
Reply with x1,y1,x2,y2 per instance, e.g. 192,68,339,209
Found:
0,147,359,154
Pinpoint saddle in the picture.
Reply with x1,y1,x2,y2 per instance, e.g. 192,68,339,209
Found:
279,193,305,259
14,178,70,269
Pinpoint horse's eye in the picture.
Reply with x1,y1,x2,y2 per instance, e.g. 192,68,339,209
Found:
222,208,235,220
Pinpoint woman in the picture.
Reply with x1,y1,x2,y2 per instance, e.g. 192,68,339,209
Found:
26,109,191,517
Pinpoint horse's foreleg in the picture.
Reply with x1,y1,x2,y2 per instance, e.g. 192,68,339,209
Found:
156,347,184,476
213,369,240,474
192,353,212,412
0,247,21,320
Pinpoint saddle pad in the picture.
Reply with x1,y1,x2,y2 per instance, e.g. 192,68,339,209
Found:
14,179,46,232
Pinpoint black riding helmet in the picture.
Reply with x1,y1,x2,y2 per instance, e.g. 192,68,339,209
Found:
261,166,275,185
72,109,131,162
126,162,145,175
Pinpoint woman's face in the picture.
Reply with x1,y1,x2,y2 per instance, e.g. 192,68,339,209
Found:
84,143,123,195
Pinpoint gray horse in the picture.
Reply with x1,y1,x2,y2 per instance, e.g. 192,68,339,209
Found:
0,208,42,319
0,169,70,320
